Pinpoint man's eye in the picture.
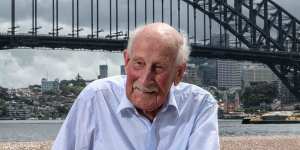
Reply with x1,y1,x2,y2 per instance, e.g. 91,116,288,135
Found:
155,66,164,73
133,61,144,68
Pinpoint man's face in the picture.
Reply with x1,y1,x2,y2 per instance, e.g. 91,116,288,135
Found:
124,35,185,112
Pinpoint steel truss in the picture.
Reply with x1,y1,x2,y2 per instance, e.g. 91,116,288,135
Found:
183,0,300,99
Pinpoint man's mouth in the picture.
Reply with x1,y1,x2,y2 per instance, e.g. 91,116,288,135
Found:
135,87,156,94
133,82,158,94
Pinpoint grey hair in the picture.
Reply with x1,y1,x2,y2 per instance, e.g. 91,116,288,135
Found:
126,24,190,65
176,32,190,64
126,26,143,57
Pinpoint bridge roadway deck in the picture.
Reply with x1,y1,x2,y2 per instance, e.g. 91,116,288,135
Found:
0,34,299,65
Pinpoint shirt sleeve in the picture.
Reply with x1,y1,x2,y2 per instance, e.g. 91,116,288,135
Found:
52,87,96,150
187,94,220,150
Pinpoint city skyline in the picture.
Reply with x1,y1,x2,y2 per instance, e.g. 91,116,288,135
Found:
0,49,124,88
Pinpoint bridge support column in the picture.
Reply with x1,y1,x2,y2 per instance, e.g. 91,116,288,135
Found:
11,0,15,36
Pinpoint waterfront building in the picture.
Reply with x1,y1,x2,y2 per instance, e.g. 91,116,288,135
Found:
224,92,241,113
41,78,60,93
98,65,108,79
16,88,32,97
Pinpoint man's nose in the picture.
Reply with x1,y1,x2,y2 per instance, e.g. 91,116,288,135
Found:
139,67,155,85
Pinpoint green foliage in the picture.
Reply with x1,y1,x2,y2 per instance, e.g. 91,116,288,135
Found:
60,74,86,96
29,85,41,93
0,74,88,119
227,92,236,101
0,98,7,116
241,82,278,108
0,86,8,100
0,87,8,116
43,90,58,96
213,91,222,101
57,105,69,114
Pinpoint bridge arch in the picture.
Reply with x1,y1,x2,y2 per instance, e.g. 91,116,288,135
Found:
182,0,300,99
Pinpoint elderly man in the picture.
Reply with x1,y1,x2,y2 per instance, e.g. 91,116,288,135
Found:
52,23,219,150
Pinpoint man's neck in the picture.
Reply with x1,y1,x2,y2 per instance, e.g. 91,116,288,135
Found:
137,108,161,122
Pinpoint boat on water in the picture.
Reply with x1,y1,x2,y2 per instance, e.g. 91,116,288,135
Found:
242,111,300,124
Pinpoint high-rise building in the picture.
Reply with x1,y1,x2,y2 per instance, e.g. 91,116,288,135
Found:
98,65,108,79
241,63,278,87
217,60,241,89
188,58,217,87
183,64,202,86
199,59,217,86
210,34,240,89
120,65,126,75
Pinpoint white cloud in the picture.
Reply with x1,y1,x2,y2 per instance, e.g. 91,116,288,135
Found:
0,49,124,88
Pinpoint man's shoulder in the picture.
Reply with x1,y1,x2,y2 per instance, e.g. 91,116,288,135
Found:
87,75,126,90
78,75,125,98
174,82,211,97
173,82,217,106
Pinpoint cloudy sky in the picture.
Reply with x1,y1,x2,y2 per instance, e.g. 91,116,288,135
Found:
0,49,123,88
0,0,300,88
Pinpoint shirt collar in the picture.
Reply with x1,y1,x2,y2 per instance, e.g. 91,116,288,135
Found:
116,84,179,117
160,85,179,116
116,92,135,114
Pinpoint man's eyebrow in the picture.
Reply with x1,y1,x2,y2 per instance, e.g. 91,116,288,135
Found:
154,62,168,66
132,57,142,61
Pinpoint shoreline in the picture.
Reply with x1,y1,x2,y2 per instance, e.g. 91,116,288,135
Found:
0,135,300,150
221,135,300,150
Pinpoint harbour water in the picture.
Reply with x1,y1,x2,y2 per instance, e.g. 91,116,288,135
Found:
0,120,62,142
218,119,300,136
0,119,299,142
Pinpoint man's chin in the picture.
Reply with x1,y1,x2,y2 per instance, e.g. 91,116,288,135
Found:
138,105,159,112
132,97,157,107
133,92,157,99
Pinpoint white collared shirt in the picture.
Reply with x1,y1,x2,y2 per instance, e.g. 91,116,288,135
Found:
52,75,220,150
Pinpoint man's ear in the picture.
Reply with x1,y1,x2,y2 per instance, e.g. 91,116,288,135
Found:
174,63,186,86
123,49,130,66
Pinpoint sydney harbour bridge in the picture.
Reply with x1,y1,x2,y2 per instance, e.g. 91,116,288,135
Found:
0,0,300,99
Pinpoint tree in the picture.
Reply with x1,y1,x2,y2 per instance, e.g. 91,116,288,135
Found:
29,85,41,93
0,98,7,116
0,86,8,100
57,105,69,115
74,73,86,87
241,82,278,108
42,90,58,96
